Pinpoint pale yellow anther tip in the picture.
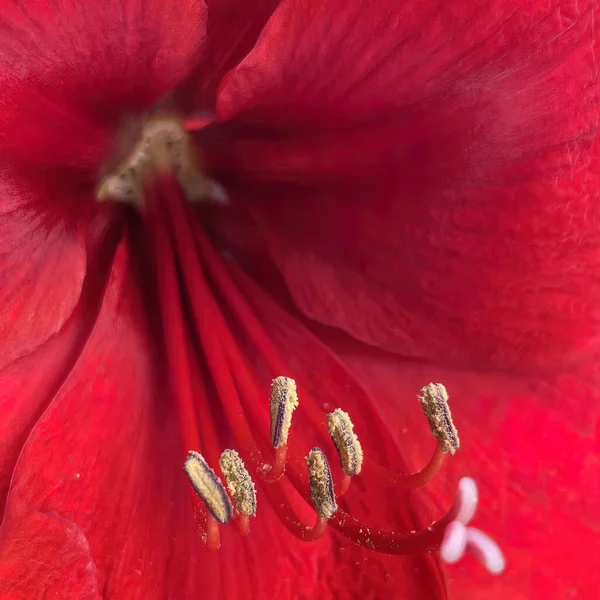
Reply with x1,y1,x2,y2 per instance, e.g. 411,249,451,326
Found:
327,409,364,476
270,376,299,449
417,383,460,454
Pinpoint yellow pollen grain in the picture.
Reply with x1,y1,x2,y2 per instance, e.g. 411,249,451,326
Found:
219,449,257,517
270,376,299,449
327,409,364,476
417,383,460,454
183,451,232,524
96,114,217,205
306,448,337,519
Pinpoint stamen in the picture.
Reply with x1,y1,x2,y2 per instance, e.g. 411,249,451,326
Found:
183,451,233,525
306,448,338,520
365,442,447,489
270,376,299,449
219,449,257,517
327,409,364,476
417,383,460,454
143,183,202,454
258,470,330,542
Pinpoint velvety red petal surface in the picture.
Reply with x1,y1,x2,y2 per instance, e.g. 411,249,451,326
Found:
180,0,282,109
0,0,206,368
0,199,86,370
214,0,600,373
0,0,206,179
0,215,114,516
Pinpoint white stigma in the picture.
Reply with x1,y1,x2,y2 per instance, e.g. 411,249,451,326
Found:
440,477,505,575
465,528,506,575
440,520,467,564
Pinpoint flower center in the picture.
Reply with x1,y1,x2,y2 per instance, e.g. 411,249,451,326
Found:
96,114,227,206
96,116,504,575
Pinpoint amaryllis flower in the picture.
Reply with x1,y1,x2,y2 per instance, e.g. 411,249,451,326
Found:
0,0,597,598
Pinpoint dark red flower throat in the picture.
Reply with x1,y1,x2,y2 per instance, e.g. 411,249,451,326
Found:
97,114,500,570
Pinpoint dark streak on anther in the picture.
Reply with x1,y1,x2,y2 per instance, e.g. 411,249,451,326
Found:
307,447,338,519
270,376,299,449
183,451,233,524
327,409,364,476
417,383,460,454
219,449,257,517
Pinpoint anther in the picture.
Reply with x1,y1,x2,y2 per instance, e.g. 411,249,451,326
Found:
270,376,299,449
306,447,338,519
327,409,364,476
465,528,506,574
219,449,257,517
183,451,233,524
417,383,460,454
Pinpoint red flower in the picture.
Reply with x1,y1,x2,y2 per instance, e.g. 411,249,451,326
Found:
0,0,598,598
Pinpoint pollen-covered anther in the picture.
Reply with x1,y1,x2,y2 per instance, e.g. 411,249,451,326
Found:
327,409,364,476
183,451,233,524
417,383,460,454
219,449,257,517
270,376,299,449
306,447,338,519
96,115,228,205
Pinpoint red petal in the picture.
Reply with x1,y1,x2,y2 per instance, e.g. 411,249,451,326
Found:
213,0,600,372
180,0,281,110
0,204,86,369
333,339,600,598
0,510,103,599
0,238,444,599
0,0,206,186
0,240,179,596
0,216,119,509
